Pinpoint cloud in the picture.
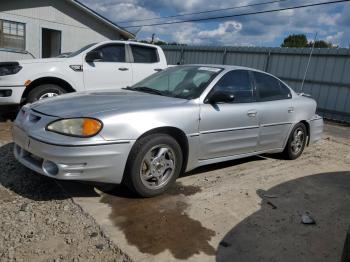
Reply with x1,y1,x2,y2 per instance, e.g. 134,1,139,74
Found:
326,32,344,46
80,0,350,47
198,21,242,38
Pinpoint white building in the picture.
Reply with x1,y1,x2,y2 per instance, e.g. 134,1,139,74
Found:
0,0,134,61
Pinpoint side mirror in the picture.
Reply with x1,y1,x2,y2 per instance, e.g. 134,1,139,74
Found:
85,51,103,62
208,91,235,104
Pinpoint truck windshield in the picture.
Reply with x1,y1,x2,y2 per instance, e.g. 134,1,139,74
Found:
66,43,96,58
130,66,223,99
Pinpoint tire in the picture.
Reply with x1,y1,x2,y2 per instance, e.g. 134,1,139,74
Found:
27,84,66,103
282,122,307,160
124,134,183,197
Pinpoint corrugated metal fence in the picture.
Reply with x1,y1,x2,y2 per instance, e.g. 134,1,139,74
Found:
162,45,350,123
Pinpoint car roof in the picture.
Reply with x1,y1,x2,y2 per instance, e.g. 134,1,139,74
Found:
182,64,267,73
96,40,161,48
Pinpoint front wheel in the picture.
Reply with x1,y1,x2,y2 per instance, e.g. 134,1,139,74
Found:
283,123,307,160
27,84,66,103
124,134,183,197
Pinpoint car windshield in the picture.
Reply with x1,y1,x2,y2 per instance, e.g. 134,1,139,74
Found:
66,43,97,58
129,65,223,99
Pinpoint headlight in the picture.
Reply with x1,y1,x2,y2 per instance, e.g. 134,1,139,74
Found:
46,118,102,137
0,62,22,76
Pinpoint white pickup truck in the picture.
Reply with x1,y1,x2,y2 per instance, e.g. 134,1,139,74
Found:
0,41,167,105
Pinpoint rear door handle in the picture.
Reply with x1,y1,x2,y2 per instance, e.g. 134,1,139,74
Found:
288,107,294,113
118,67,129,71
247,110,257,117
154,68,163,72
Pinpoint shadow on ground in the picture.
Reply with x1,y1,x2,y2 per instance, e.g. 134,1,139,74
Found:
0,142,99,201
0,141,268,201
216,171,350,262
2,140,349,261
0,106,18,122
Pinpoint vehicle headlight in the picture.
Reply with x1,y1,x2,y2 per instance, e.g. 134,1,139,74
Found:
0,63,22,76
46,118,102,137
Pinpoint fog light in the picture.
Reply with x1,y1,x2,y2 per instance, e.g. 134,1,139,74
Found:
42,160,59,176
0,90,12,97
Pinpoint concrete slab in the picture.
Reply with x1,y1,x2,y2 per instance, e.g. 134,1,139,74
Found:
59,125,350,262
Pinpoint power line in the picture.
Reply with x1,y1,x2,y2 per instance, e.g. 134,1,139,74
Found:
116,0,290,24
124,0,350,28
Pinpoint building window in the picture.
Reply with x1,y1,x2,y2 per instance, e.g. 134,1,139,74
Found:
0,19,25,50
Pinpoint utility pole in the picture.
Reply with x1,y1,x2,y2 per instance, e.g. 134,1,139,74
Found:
300,32,317,93
151,33,155,44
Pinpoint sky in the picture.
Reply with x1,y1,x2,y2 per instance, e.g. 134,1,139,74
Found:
80,0,350,47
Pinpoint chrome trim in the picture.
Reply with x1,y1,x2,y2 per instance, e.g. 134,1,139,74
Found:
200,125,259,135
260,122,292,127
28,136,131,147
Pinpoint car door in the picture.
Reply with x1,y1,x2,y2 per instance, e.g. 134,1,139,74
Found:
251,71,293,151
83,43,132,90
199,70,260,160
128,44,163,84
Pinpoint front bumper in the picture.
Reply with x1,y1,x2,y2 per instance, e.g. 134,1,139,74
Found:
0,85,25,105
12,125,135,184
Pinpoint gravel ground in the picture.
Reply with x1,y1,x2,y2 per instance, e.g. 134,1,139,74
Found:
1,118,349,262
0,122,130,262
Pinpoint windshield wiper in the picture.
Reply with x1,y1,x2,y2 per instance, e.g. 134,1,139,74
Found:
125,86,165,96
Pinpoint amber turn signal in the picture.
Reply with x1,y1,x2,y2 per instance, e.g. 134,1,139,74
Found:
82,119,102,137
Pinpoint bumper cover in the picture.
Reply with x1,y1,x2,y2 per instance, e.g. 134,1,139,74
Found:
0,85,25,105
13,125,135,184
309,115,324,144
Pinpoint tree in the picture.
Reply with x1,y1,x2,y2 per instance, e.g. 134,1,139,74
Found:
281,34,308,48
281,34,336,48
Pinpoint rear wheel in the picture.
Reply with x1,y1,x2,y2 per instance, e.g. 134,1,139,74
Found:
124,134,183,197
283,123,307,160
27,84,66,103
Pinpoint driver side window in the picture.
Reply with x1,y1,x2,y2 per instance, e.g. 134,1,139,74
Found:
211,70,254,103
94,44,126,62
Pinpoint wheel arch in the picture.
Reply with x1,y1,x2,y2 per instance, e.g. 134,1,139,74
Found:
300,120,311,146
285,120,311,149
22,77,76,102
129,126,189,175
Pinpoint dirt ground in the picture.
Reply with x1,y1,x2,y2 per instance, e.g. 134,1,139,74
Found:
0,120,349,262
0,121,130,262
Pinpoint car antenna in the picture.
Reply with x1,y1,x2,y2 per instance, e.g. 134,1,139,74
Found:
300,32,317,94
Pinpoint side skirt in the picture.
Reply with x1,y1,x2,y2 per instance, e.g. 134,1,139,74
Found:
186,147,284,172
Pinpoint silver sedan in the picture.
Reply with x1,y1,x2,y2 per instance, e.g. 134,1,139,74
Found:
12,65,323,197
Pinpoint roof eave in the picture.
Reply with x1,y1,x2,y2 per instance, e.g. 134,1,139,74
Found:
67,0,135,39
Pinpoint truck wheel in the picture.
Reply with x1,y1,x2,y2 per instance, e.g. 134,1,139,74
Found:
124,134,183,197
27,84,66,103
282,122,307,160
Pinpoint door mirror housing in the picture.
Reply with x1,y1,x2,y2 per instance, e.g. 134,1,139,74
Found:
85,51,103,62
207,91,235,104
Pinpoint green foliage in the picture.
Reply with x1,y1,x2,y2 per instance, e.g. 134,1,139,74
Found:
281,34,336,48
281,34,308,48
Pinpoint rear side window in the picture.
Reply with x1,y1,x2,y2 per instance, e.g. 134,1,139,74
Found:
211,70,254,103
253,72,291,101
95,44,125,62
130,45,159,63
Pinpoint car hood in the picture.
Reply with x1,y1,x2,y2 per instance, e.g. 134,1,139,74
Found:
30,90,188,118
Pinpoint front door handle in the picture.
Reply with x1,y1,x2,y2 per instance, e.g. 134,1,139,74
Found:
288,107,294,113
247,110,257,117
118,67,129,71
